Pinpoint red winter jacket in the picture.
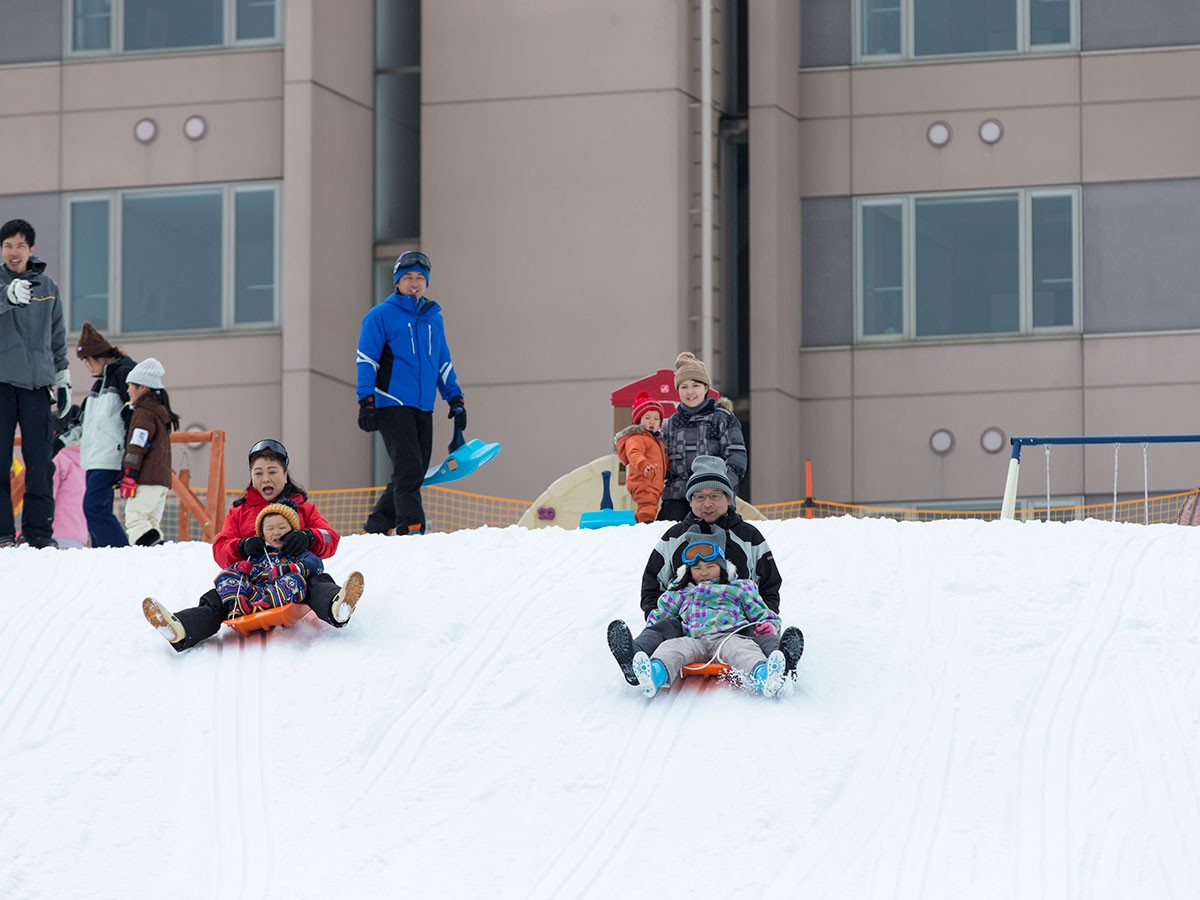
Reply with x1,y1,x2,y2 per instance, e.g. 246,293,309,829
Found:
212,487,339,568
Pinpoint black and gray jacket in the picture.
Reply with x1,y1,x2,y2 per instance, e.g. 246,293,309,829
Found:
638,510,782,618
80,355,136,471
0,257,66,390
660,397,747,502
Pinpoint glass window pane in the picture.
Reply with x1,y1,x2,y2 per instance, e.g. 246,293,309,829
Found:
861,0,901,56
1030,0,1071,46
915,195,1019,336
1031,195,1074,328
125,0,222,51
236,0,276,41
861,204,904,336
914,0,1016,56
234,190,275,323
73,0,113,51
376,0,421,69
122,192,222,333
69,199,110,331
375,71,421,241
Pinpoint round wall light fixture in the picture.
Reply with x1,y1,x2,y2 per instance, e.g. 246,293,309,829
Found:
979,118,1004,145
927,121,952,147
184,423,208,450
183,115,208,141
930,428,955,455
981,426,1006,454
133,118,158,144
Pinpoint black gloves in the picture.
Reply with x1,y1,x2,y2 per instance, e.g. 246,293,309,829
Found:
358,396,378,433
448,396,467,432
239,536,267,559
280,529,313,557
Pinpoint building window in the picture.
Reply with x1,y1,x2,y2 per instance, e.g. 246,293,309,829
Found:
375,0,421,242
64,182,280,335
858,0,1074,60
855,187,1079,342
69,0,278,55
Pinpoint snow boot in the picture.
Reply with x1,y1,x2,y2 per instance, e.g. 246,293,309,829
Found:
607,619,639,686
758,650,787,698
632,652,668,698
136,528,161,547
330,571,364,624
142,597,186,646
780,626,805,675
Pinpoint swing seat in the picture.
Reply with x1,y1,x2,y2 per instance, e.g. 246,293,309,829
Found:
223,602,312,636
681,661,731,678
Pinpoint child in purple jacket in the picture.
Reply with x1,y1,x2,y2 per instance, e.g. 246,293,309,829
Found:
631,535,787,699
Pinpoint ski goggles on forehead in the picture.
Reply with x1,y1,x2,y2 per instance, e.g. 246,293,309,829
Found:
248,439,289,467
681,540,724,565
394,251,431,272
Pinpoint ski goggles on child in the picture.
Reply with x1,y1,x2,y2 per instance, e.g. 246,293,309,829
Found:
681,539,724,565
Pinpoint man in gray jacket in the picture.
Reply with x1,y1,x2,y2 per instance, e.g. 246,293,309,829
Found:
0,219,69,548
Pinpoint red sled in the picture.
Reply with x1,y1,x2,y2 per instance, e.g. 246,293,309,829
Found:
223,602,312,636
681,661,731,678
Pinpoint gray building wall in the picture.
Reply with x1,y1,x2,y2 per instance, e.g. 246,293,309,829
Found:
1083,178,1200,333
801,196,853,347
0,0,61,64
801,0,852,68
1081,0,1200,51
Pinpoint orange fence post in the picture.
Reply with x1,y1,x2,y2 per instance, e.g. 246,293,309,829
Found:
178,464,191,542
209,430,226,533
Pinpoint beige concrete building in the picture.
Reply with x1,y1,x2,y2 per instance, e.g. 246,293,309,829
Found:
3,0,1200,516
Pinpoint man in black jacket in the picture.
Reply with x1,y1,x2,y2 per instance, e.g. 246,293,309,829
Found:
607,455,804,686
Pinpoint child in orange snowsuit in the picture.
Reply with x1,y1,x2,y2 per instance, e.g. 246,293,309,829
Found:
615,390,669,523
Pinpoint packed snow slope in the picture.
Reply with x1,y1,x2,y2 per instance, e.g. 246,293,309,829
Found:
2,517,1199,900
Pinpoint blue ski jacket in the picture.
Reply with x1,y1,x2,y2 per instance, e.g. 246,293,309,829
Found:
355,292,462,411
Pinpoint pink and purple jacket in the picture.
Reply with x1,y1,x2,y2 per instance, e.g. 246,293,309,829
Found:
52,444,88,546
646,578,779,637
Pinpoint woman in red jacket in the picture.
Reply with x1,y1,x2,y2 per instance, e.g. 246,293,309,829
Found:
141,439,364,651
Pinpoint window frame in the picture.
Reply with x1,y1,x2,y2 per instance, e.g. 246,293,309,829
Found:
62,181,282,337
853,0,1077,64
853,186,1081,344
65,0,281,58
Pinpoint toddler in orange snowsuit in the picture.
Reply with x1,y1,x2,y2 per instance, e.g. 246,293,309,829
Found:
615,390,669,523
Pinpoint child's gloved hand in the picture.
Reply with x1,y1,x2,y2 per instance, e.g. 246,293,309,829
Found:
233,560,254,576
642,464,656,476
119,471,138,499
238,536,267,559
754,621,778,636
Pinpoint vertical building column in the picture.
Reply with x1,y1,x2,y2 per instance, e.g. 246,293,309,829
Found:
282,0,375,488
747,0,803,502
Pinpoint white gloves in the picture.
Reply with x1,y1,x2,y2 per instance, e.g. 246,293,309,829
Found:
5,279,31,306
53,369,71,415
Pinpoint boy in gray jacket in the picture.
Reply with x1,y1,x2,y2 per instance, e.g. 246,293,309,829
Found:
0,219,69,549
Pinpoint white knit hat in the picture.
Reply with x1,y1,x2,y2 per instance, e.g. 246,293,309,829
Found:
127,357,165,390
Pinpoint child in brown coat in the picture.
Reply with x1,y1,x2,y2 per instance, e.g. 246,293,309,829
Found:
615,390,669,523
119,357,180,546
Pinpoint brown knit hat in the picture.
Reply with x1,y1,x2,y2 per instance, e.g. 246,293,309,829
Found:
673,351,711,389
76,322,115,360
255,499,301,538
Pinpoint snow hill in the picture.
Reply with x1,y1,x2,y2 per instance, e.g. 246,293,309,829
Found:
2,517,1198,900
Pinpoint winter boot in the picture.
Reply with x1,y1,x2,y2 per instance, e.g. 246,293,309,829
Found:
607,619,639,686
757,650,787,698
780,626,805,675
143,597,186,646
632,652,668,698
330,571,365,624
136,528,161,547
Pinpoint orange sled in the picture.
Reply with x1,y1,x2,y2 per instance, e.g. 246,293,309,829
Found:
681,661,731,678
223,603,312,636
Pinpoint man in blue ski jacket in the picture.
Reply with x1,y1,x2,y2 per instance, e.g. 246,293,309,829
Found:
356,251,466,535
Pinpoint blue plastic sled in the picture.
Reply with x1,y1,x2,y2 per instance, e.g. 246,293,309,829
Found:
579,470,637,529
423,424,502,486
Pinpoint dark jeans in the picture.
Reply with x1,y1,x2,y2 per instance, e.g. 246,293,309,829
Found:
0,384,55,541
84,468,128,547
171,573,347,651
364,406,433,535
633,615,780,658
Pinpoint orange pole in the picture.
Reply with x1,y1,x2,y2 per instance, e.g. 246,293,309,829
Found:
172,472,212,540
209,430,226,533
178,466,191,542
804,459,814,519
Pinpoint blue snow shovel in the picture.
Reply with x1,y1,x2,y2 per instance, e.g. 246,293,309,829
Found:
423,424,502,486
578,470,637,529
